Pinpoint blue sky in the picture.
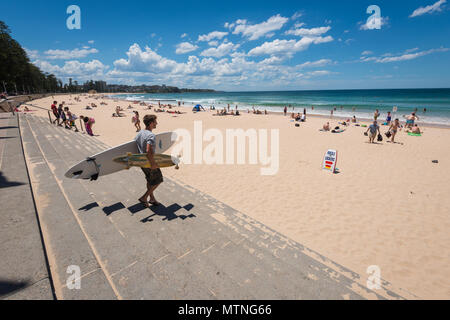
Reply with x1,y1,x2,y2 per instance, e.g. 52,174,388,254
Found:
3,0,450,91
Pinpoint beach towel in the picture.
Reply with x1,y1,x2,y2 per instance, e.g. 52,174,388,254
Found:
408,132,422,137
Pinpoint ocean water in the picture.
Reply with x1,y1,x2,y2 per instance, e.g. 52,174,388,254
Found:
114,89,450,126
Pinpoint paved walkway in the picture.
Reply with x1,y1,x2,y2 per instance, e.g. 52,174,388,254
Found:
0,113,53,300
2,113,413,299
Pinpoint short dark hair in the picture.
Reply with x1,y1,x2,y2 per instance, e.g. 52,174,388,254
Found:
143,114,157,127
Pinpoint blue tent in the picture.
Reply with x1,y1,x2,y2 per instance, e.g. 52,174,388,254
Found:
192,104,203,112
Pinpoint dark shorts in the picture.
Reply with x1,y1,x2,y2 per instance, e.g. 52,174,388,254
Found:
141,168,163,186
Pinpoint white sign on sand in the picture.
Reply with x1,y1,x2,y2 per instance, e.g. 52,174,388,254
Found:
323,149,338,173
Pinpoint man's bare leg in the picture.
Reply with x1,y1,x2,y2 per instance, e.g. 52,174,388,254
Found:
149,183,161,205
139,182,152,207
139,183,161,206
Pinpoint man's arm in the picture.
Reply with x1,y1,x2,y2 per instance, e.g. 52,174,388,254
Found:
146,143,159,169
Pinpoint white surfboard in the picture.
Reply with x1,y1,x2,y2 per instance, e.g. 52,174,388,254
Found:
65,132,177,180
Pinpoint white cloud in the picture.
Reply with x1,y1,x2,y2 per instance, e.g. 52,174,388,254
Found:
232,14,289,40
106,42,342,90
25,48,39,60
224,22,235,30
198,31,228,42
361,50,374,56
297,59,332,69
175,42,199,54
181,33,188,38
405,47,420,53
200,42,240,58
88,40,95,44
208,41,219,47
291,12,303,20
33,59,109,78
294,22,306,28
285,26,331,37
410,0,447,18
259,56,285,65
248,36,333,57
44,47,99,60
361,47,449,63
306,70,331,77
114,44,179,73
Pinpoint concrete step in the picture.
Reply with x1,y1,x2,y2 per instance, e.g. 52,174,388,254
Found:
25,115,215,299
20,114,117,299
27,116,240,299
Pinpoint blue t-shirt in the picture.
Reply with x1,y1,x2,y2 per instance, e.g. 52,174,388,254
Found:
369,124,379,134
135,130,156,154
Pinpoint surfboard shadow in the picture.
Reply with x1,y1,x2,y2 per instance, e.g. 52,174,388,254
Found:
140,203,196,223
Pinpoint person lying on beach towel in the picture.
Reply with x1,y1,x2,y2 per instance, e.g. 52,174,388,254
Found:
407,124,421,135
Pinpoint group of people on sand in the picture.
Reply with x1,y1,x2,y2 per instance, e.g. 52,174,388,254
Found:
318,108,423,144
364,111,422,144
292,109,307,122
215,107,240,116
50,100,95,136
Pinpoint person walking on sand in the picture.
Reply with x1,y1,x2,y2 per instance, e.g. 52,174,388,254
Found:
366,120,381,144
374,109,380,121
83,117,95,136
388,119,401,143
284,106,287,116
135,115,163,207
132,111,141,132
51,101,59,125
57,104,65,127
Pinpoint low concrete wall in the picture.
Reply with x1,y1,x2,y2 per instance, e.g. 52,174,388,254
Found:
0,93,70,112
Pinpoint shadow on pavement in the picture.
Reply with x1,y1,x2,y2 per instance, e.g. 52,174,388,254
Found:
0,280,29,297
0,172,25,189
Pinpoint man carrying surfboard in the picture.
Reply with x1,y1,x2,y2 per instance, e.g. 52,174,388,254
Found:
135,115,163,207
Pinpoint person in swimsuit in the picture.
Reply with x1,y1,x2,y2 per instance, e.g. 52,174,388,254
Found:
132,111,141,132
83,117,95,136
388,119,401,143
386,112,392,125
405,112,419,129
374,109,380,121
408,124,421,134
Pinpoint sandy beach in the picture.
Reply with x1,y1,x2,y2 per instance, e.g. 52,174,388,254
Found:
24,94,450,299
